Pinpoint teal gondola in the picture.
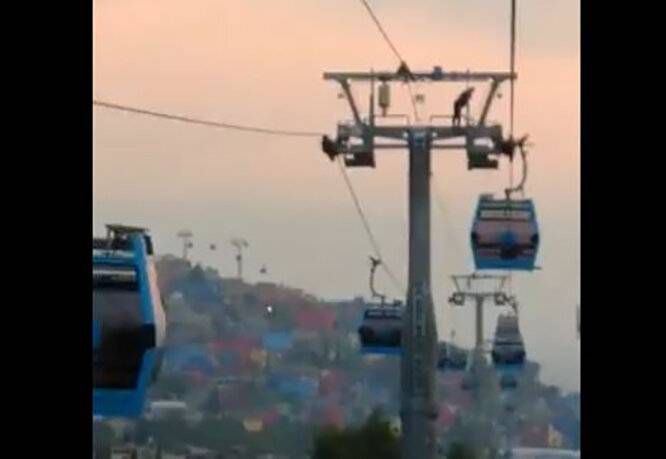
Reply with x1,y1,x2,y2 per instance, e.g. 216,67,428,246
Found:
93,225,166,418
471,194,539,271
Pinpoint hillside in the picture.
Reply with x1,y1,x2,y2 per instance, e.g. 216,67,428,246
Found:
95,256,579,458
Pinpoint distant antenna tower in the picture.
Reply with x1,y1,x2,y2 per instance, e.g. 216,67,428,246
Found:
231,238,249,280
177,230,193,260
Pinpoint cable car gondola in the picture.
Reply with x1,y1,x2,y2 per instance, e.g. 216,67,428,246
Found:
357,257,402,355
358,304,402,355
447,347,468,371
471,194,539,271
93,224,166,418
491,314,525,391
437,342,468,371
491,314,526,365
499,372,518,390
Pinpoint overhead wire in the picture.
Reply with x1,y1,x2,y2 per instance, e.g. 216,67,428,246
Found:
357,0,420,122
509,0,517,138
358,0,404,62
431,175,464,262
432,173,466,340
359,0,473,308
336,156,405,295
94,99,405,295
93,100,324,138
508,0,517,195
405,82,421,123
334,0,421,294
94,2,421,298
507,0,518,297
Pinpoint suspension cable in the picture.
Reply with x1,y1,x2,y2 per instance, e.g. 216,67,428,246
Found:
336,156,405,294
93,100,324,138
357,0,419,122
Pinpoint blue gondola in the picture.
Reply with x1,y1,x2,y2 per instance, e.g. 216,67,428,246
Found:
93,225,166,418
498,371,519,390
437,342,468,371
358,305,402,355
491,314,525,391
470,194,539,271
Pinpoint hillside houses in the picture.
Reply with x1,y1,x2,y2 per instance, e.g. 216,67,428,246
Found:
96,257,579,457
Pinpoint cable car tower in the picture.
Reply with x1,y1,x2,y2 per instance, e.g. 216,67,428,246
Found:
448,273,514,455
449,273,515,359
322,66,516,459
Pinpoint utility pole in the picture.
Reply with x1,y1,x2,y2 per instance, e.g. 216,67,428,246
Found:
231,238,249,280
177,230,193,261
322,66,515,459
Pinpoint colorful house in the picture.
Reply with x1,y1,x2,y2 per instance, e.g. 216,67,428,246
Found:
294,308,336,333
269,372,319,399
319,370,349,397
209,337,263,373
262,331,294,352
163,345,216,376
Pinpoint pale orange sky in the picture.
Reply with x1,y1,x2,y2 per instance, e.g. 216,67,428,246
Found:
93,0,580,390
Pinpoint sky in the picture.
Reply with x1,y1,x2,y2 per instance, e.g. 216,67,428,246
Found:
93,0,580,391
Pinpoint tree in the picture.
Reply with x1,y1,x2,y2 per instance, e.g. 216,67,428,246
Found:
447,442,478,459
312,410,399,459
249,419,315,457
